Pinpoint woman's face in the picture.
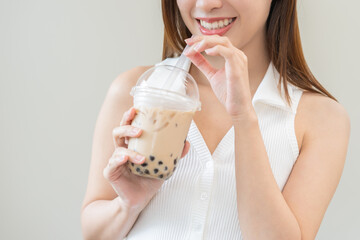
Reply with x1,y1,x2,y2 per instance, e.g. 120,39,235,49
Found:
177,0,272,50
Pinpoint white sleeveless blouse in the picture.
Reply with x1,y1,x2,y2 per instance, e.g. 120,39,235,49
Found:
125,57,303,240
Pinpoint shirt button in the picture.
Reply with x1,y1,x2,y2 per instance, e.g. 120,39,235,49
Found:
200,192,208,200
205,161,212,168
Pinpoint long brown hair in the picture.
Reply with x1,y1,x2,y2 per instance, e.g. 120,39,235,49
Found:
161,0,337,106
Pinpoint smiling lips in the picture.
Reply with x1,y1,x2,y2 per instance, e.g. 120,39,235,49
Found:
196,17,237,36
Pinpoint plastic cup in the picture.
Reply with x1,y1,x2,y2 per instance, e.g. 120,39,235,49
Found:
127,64,201,180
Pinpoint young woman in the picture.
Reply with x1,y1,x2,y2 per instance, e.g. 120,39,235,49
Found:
81,0,350,239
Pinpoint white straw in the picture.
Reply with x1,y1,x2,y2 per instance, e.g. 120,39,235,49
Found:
161,44,191,90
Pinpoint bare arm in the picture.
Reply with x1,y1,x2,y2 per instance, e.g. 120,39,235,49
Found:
81,66,152,240
81,198,141,240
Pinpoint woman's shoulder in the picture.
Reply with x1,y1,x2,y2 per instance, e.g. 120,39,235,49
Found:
298,91,350,126
110,65,154,96
98,65,155,122
108,57,180,100
296,91,350,152
109,57,179,94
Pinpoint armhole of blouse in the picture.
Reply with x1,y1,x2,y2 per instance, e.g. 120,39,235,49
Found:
286,89,304,163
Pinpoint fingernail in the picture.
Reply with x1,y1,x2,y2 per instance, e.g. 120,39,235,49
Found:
115,155,125,163
127,108,134,118
193,43,200,52
131,128,140,135
135,155,145,163
185,38,192,44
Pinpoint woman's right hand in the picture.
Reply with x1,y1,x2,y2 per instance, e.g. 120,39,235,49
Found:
103,107,190,211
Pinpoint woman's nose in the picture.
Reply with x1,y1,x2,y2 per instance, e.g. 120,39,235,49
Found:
195,0,223,12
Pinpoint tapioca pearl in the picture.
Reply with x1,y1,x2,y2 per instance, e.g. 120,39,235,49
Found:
154,168,159,174
149,155,155,161
170,153,173,157
164,166,168,171
144,169,150,174
159,174,164,179
174,158,177,165
131,162,134,166
158,161,163,165
141,162,148,167
136,167,141,173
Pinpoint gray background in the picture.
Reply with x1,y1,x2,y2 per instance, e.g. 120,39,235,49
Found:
0,0,358,239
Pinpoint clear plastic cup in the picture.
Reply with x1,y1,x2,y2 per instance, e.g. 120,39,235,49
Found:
127,64,201,180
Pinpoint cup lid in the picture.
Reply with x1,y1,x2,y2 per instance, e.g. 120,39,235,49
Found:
130,64,201,111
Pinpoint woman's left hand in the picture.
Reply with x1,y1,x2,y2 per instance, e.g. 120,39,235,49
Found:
184,35,255,121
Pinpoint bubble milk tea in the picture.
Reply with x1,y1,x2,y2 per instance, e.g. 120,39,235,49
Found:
126,64,201,180
127,106,194,180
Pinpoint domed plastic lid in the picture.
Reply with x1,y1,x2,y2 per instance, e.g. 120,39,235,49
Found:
130,64,201,112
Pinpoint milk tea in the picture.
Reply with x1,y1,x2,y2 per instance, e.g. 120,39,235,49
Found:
127,106,194,180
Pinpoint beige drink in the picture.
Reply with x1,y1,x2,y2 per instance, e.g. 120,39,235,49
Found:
127,106,194,180
127,64,201,180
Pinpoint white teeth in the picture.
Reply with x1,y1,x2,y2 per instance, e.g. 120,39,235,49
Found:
206,22,211,29
212,22,218,29
199,18,234,30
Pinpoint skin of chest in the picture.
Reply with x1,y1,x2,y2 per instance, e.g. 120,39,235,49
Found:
193,85,234,155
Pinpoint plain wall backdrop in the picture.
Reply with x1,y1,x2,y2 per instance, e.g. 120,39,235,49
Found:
0,0,359,239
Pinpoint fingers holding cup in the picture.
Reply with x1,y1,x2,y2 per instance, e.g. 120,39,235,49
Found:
112,125,143,147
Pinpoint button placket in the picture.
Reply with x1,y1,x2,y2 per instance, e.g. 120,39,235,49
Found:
189,160,214,239
188,121,216,240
